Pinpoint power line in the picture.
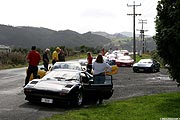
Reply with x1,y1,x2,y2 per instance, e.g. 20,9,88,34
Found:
127,1,141,62
137,19,148,54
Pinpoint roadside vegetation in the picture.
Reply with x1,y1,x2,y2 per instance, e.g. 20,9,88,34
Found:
43,92,180,120
0,46,100,70
155,1,180,84
0,45,164,70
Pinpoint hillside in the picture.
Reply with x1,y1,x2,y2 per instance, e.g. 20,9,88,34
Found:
0,24,156,52
92,31,156,52
0,25,111,49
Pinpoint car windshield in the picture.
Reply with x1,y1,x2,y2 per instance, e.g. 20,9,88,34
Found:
52,62,82,71
43,71,80,81
118,56,132,60
139,59,152,63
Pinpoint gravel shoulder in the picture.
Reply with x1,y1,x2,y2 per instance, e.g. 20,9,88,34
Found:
109,67,180,101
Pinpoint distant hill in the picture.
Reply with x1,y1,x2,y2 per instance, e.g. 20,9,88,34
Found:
92,31,156,52
92,31,128,39
0,24,111,49
0,24,156,52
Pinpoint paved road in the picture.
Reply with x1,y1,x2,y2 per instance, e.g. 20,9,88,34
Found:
0,67,180,120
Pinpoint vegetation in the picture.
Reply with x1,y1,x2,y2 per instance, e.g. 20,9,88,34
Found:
0,46,100,70
155,0,180,83
42,92,180,120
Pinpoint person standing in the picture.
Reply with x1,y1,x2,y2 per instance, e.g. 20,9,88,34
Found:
87,52,93,74
52,47,60,65
43,48,50,71
102,48,105,56
58,48,66,62
25,46,41,86
92,54,111,104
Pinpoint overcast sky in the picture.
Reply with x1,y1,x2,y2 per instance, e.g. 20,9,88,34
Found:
0,0,158,36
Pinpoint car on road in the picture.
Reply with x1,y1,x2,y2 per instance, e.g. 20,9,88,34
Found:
28,61,84,81
24,69,114,106
132,59,160,73
115,55,134,67
28,66,47,81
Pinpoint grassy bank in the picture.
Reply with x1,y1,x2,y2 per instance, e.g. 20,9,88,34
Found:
43,92,180,120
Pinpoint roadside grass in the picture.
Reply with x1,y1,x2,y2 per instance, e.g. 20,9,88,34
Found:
43,92,180,120
136,54,151,62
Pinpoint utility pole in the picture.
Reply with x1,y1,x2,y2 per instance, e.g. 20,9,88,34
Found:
127,1,141,62
138,19,148,54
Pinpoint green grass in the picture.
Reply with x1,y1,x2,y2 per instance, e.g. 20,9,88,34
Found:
42,92,180,120
136,54,151,62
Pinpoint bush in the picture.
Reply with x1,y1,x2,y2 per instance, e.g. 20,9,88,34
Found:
0,52,26,65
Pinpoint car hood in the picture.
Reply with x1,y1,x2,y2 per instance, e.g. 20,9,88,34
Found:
116,59,133,63
25,79,78,92
133,63,153,67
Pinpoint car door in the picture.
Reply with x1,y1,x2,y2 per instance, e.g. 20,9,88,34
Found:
81,72,114,100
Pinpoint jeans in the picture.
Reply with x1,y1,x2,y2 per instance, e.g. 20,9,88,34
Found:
93,75,105,84
25,65,38,85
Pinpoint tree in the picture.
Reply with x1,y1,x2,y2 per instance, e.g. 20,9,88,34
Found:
155,0,180,84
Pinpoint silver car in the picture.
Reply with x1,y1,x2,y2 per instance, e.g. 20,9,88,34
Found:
133,59,160,73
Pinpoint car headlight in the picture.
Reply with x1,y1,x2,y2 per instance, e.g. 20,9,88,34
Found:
65,84,73,88
24,89,32,93
30,81,38,84
59,89,69,96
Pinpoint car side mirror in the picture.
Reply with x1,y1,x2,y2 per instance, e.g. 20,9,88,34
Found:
89,80,94,85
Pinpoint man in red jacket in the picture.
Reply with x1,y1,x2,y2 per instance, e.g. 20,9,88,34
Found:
24,46,41,86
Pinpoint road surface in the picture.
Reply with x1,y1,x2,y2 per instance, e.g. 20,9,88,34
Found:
0,67,180,120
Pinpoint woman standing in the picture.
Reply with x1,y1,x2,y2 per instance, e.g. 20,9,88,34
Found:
92,54,111,104
87,52,93,74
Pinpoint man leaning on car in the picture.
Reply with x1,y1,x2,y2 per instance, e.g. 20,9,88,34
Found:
24,46,41,87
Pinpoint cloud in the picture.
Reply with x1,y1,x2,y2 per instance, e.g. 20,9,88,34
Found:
81,9,116,18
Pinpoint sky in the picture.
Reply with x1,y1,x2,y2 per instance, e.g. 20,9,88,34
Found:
0,0,159,36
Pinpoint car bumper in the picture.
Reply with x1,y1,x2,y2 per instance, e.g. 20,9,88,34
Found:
24,89,72,105
133,67,152,72
116,62,133,67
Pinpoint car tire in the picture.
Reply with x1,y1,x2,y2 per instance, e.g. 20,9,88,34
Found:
133,68,138,73
71,90,83,107
151,67,155,73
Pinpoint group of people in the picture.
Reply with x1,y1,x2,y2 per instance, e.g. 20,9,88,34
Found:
24,46,66,86
51,47,66,65
25,46,111,104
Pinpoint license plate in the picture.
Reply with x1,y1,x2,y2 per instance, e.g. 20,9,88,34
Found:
41,98,53,103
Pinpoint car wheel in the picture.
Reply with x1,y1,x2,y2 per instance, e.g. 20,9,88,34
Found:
133,68,138,73
151,67,155,73
71,90,83,107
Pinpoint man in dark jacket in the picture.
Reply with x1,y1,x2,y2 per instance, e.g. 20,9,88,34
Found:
43,48,50,71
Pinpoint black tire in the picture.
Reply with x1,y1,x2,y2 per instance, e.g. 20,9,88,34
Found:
71,90,83,107
151,67,155,73
133,68,138,73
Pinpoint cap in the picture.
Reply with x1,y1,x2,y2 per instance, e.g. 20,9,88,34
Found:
45,48,50,52
56,47,61,50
